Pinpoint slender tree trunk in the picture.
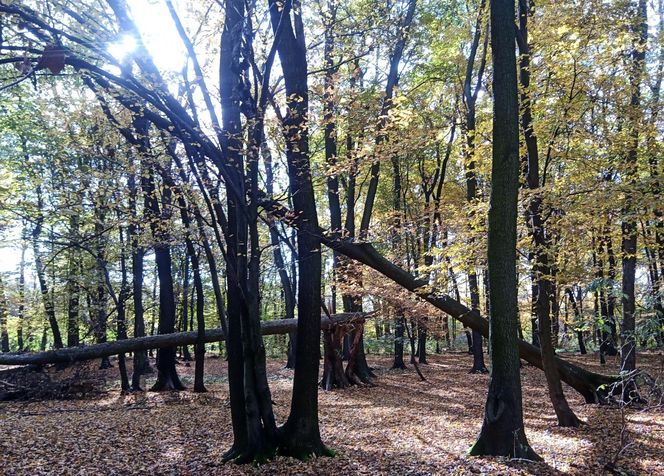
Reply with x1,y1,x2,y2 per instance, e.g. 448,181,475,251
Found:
417,319,428,364
117,226,130,392
517,0,579,427
32,187,63,350
66,215,80,348
463,0,489,375
180,255,192,362
17,240,26,351
621,0,647,374
0,276,9,352
128,164,150,391
262,146,296,369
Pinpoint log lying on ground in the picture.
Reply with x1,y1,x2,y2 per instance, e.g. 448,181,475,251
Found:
0,313,367,367
259,197,619,402
324,239,618,403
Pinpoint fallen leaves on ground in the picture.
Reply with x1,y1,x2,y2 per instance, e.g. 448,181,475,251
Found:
1,351,663,475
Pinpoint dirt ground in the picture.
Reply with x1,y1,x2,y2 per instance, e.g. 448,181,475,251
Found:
1,351,663,475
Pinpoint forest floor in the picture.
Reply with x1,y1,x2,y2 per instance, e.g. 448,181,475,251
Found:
1,350,663,475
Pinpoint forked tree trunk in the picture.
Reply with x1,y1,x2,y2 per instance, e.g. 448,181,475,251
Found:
270,0,331,458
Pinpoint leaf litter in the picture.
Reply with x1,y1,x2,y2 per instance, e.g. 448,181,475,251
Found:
1,352,662,475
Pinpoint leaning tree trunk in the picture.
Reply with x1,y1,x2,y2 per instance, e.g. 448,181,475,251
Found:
518,0,579,427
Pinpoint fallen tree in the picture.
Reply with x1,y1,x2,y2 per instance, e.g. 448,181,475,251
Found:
258,197,620,403
1,223,619,402
0,313,367,367
323,238,618,403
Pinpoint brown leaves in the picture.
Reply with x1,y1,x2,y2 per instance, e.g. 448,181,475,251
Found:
39,45,66,75
0,353,662,475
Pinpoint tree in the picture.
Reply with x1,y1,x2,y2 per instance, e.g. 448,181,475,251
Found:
469,0,540,459
620,0,647,375
517,0,580,427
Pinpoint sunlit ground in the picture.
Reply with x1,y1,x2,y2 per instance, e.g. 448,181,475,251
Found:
1,352,663,475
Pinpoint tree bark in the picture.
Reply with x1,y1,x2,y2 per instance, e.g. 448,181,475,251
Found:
468,0,540,459
621,0,647,374
270,0,331,458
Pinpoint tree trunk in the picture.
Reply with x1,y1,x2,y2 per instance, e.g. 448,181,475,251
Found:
141,159,183,391
116,226,130,392
32,187,63,350
467,0,539,458
128,162,150,391
417,319,428,364
66,215,80,348
463,0,489,375
518,0,579,427
621,0,647,374
0,314,367,366
270,0,330,458
392,311,407,369
17,241,26,351
0,276,9,352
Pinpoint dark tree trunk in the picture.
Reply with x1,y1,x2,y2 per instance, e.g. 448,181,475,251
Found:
270,0,330,458
621,0,647,374
219,0,279,461
218,0,249,459
150,243,185,391
417,320,427,364
408,318,417,364
140,158,183,391
469,0,540,458
392,311,407,369
518,0,579,427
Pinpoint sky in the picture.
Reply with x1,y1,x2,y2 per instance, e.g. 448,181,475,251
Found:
111,0,187,71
